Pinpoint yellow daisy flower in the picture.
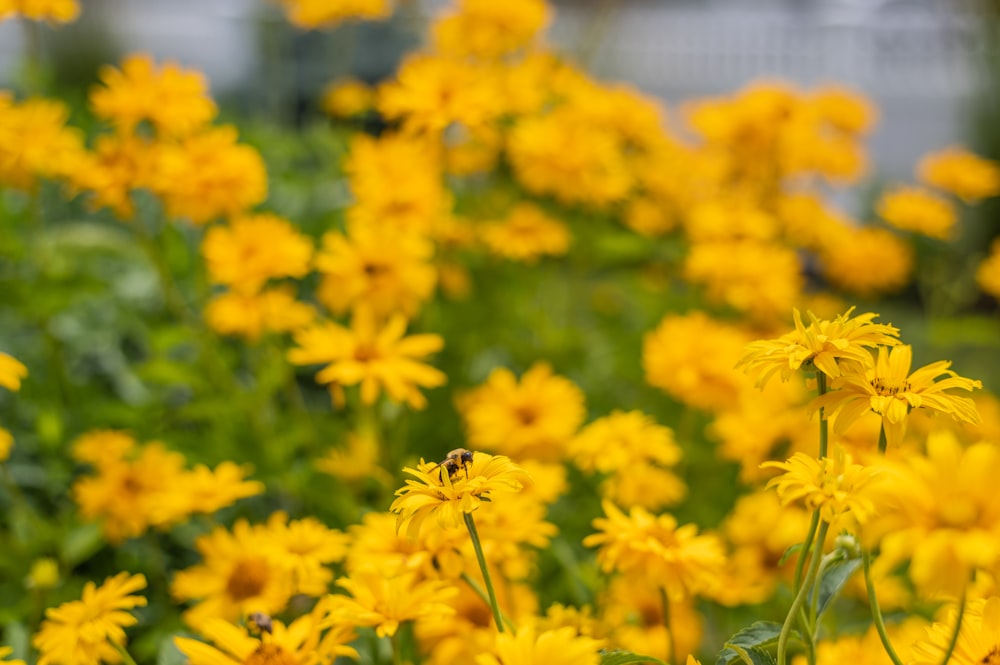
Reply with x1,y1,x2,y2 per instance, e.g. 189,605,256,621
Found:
323,571,457,638
0,353,27,391
813,344,982,449
475,626,604,665
205,286,316,341
287,306,446,409
431,0,550,60
391,451,531,538
273,0,392,30
320,78,375,118
0,0,79,23
912,596,1000,665
479,204,571,264
918,146,1000,203
877,185,958,240
977,239,1000,301
263,512,349,597
736,307,900,388
817,225,913,298
33,572,147,665
201,213,313,294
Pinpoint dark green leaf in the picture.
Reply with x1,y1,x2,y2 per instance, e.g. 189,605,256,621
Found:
778,543,802,567
725,646,776,665
811,554,862,619
599,649,668,665
716,622,788,665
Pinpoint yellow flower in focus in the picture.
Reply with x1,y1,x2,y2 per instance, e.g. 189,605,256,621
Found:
736,307,900,388
458,363,585,461
147,125,268,224
205,287,316,341
273,0,392,29
90,54,217,137
314,222,437,319
762,448,879,524
320,77,375,118
918,146,1000,203
379,54,502,135
877,185,958,240
977,239,1000,300
391,450,531,537
0,353,27,391
0,0,78,23
912,597,1000,665
432,0,550,59
818,225,913,298
202,213,313,294
33,572,146,665
644,311,751,412
287,307,446,409
475,626,604,665
0,94,85,190
584,501,726,601
479,204,571,263
263,512,350,597
814,344,982,449
174,612,358,665
323,571,457,638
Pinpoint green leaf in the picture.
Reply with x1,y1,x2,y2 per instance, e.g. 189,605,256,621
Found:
716,622,787,665
811,554,862,619
725,646,776,665
778,543,803,567
157,634,188,665
599,649,669,665
61,522,105,567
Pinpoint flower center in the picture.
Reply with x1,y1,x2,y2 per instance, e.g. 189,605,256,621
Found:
362,262,388,278
514,405,538,426
981,646,1000,665
870,377,911,396
353,344,379,362
226,557,270,601
244,643,297,665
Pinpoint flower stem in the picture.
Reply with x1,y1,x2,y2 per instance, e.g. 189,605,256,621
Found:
112,642,139,665
461,572,515,633
777,520,829,665
817,373,829,459
862,549,905,665
463,511,505,633
793,511,821,594
878,424,888,455
659,587,676,665
937,587,966,665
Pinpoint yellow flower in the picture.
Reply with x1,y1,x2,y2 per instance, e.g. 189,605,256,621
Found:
391,450,531,538
431,0,550,59
877,185,958,240
0,352,27,391
26,557,60,590
584,501,726,601
320,78,375,118
287,307,446,409
458,363,585,461
263,512,350,597
33,572,146,665
0,647,25,665
174,611,358,665
644,311,751,412
795,617,927,665
806,85,877,135
314,432,393,486
761,448,880,524
70,430,135,467
622,197,676,237
475,626,604,665
171,519,294,627
205,286,316,341
0,0,78,23
977,239,1000,301
736,307,900,388
202,213,313,294
0,94,85,190
314,221,437,319
173,462,265,518
912,597,1000,665
68,132,153,218
818,225,913,298
146,125,268,224
90,53,217,137
813,344,982,449
273,0,392,30
479,204,571,263
323,571,457,638
918,146,1000,203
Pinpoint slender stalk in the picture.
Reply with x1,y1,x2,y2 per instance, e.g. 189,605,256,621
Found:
937,588,967,665
659,587,675,665
463,512,505,633
862,549,905,665
793,511,821,593
878,424,888,455
461,572,515,633
111,642,139,665
777,521,829,665
816,373,829,459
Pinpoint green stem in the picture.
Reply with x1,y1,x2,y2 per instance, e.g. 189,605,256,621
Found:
862,549,905,665
817,373,829,459
793,511,821,594
461,571,515,633
463,512,505,633
111,642,139,665
878,424,888,455
659,587,675,665
777,521,829,665
937,588,967,665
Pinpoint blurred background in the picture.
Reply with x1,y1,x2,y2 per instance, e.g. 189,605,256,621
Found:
2,0,998,180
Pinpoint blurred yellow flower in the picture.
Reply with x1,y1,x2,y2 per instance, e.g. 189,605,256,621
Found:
475,626,604,665
70,429,135,467
206,286,316,341
622,196,675,237
262,512,350,597
315,431,392,486
736,307,900,388
0,0,78,23
175,612,358,665
918,146,1000,203
644,311,751,412
796,616,927,665
806,85,878,135
0,94,85,190
479,204,571,263
391,450,531,537
584,501,726,601
818,225,913,298
320,77,375,118
202,213,313,294
977,239,1000,300
68,132,153,218
33,572,146,665
458,363,585,461
814,344,982,449
273,0,392,30
323,571,457,638
315,221,437,319
762,448,879,524
877,185,958,240
912,596,1000,665
0,352,27,391
26,558,60,590
432,0,550,59
90,53,217,137
288,307,446,409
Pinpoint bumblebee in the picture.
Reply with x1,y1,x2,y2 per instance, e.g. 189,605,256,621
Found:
430,448,474,480
247,612,273,635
